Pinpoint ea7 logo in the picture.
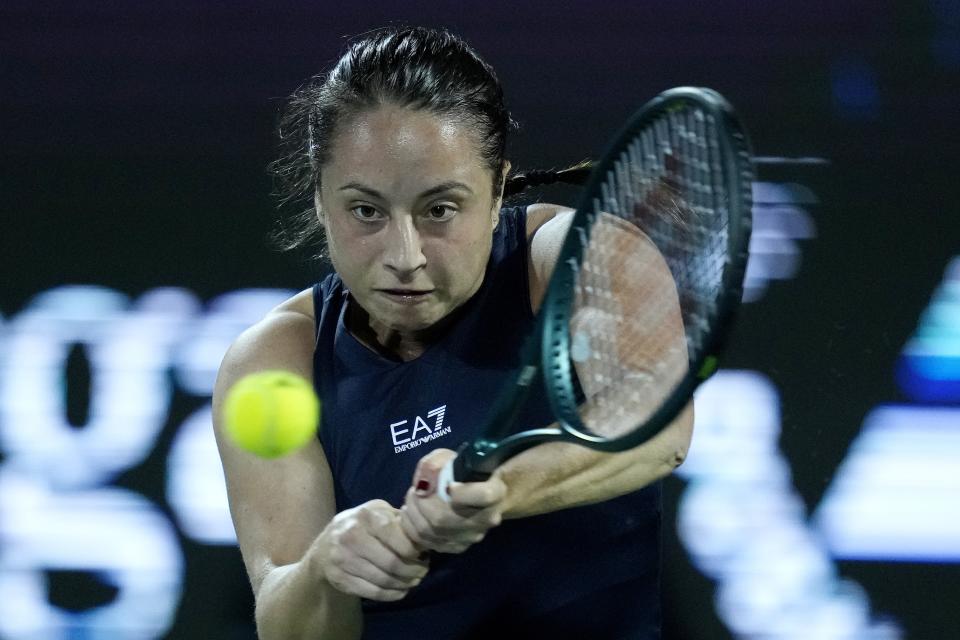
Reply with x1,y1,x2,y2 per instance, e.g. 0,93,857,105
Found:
389,406,452,453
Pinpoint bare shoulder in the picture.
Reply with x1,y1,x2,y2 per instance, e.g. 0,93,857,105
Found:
526,204,575,312
213,287,334,595
215,289,317,392
274,287,316,322
525,202,575,240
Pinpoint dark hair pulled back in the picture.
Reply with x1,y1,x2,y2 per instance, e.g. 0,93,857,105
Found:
269,26,587,254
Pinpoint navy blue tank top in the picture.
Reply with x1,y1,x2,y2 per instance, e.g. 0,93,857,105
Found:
313,206,662,639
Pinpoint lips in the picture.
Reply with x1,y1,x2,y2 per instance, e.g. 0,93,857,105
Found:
376,289,434,304
379,289,432,295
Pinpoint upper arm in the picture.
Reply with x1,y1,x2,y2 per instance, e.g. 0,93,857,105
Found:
526,203,575,312
569,215,694,459
528,207,694,461
213,289,336,597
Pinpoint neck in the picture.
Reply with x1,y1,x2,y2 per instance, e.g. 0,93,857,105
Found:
346,298,452,362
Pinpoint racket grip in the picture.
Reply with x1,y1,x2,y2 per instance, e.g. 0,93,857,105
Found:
437,459,455,504
437,450,493,503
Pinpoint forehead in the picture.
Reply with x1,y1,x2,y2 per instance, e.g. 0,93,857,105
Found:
323,105,490,189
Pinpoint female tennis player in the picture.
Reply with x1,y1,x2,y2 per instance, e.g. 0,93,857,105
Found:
213,26,693,639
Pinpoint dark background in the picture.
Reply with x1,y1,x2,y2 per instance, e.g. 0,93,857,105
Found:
2,1,958,638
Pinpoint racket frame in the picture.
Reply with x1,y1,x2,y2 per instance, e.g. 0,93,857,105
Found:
449,86,754,485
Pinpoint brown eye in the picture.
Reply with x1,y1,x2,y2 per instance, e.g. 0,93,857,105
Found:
426,204,456,221
351,205,383,221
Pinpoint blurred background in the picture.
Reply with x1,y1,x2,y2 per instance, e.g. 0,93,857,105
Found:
1,1,958,638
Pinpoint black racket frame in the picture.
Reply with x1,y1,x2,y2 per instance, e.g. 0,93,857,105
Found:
452,87,754,482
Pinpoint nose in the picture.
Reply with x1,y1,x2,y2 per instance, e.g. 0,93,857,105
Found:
382,215,427,278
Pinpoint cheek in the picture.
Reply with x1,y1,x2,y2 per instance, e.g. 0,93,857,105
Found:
326,223,375,278
440,226,493,276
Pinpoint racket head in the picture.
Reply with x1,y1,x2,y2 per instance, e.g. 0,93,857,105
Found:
541,86,754,451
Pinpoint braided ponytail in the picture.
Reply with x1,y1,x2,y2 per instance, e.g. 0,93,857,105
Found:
503,160,594,197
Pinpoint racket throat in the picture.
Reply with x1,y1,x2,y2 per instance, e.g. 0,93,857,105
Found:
453,428,565,482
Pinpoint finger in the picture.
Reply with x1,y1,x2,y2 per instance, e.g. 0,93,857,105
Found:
337,533,426,587
447,475,507,510
358,528,429,582
453,503,504,531
396,507,430,566
401,491,445,548
412,448,457,498
403,500,488,554
380,517,428,561
396,522,473,555
336,558,418,593
399,503,422,548
428,536,477,555
369,515,430,573
407,485,496,539
364,504,426,561
325,565,411,602
404,489,486,551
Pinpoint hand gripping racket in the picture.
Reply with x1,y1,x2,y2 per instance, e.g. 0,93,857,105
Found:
438,86,754,498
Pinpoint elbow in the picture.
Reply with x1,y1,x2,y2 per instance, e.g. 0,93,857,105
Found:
646,442,687,482
662,404,694,474
665,442,688,473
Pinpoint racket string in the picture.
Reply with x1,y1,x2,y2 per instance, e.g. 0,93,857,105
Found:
571,104,732,439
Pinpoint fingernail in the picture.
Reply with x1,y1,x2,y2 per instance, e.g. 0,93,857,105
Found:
415,479,430,495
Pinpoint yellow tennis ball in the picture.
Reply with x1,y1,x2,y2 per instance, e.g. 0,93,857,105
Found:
222,370,320,458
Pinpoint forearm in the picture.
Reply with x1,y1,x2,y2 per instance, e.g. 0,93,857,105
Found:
254,559,361,640
499,405,693,519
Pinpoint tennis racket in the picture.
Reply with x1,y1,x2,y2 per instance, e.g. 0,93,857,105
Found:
438,86,754,497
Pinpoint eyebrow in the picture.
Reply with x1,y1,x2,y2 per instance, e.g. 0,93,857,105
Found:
338,181,474,199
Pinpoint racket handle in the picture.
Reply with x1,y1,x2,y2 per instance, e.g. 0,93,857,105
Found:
437,449,492,503
437,459,455,504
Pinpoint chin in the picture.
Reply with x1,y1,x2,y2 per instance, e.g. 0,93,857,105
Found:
375,305,443,332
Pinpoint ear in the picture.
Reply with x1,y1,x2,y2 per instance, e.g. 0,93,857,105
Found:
491,160,512,229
